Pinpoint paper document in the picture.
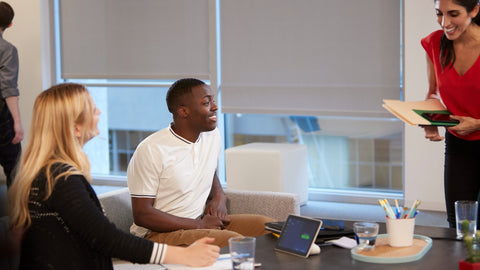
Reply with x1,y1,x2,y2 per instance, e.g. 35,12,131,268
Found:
327,236,357,249
113,263,166,270
113,254,231,270
382,99,448,126
164,254,231,270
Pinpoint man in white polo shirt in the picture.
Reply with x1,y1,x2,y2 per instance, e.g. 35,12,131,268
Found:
127,78,274,247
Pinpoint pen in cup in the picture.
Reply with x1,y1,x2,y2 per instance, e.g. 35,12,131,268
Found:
378,199,396,219
401,206,408,219
406,200,421,219
394,199,401,218
379,199,421,219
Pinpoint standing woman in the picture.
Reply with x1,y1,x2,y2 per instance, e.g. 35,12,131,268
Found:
8,83,219,269
422,0,480,228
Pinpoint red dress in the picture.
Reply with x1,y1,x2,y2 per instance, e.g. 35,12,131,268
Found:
421,30,480,141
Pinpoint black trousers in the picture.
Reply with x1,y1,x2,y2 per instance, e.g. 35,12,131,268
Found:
0,105,21,187
444,131,480,228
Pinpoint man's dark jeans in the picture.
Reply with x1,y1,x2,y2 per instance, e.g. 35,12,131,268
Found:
0,106,21,187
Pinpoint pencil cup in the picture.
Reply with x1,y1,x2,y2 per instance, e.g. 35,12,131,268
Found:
386,217,415,247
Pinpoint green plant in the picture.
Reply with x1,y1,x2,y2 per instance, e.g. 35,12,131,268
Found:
462,219,480,263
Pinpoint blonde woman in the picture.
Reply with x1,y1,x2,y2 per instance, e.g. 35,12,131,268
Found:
8,83,219,270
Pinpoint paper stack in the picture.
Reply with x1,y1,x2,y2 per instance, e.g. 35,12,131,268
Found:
382,99,448,126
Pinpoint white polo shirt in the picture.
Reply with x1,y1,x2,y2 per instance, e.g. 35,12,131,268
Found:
127,125,221,237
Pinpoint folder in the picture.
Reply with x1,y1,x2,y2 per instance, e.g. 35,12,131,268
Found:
382,99,453,126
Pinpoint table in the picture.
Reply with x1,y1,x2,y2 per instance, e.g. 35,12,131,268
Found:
222,222,466,269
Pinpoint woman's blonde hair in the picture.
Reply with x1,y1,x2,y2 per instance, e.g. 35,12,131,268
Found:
8,83,96,230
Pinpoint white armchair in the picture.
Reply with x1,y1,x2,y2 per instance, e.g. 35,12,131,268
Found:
98,187,300,233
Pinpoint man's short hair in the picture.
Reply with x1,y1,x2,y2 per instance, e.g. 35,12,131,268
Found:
0,2,14,31
166,78,205,114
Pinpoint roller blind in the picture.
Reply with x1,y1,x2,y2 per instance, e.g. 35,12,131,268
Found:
59,0,210,80
220,0,401,117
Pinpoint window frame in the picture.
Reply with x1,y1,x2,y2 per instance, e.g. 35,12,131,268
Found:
51,0,404,204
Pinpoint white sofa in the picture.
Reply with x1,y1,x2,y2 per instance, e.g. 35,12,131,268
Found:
97,187,300,268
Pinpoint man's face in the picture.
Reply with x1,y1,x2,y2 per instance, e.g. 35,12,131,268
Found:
184,84,218,132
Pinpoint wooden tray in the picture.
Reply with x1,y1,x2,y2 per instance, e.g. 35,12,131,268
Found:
351,234,432,264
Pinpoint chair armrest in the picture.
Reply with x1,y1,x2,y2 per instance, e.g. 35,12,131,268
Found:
224,189,300,221
97,187,133,233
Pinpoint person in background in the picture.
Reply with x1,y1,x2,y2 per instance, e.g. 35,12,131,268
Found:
422,0,480,228
0,1,22,188
127,78,274,248
8,83,219,270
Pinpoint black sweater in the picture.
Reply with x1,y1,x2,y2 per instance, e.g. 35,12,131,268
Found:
19,165,157,270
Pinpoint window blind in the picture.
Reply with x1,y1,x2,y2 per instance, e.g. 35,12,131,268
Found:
220,0,401,117
59,0,210,80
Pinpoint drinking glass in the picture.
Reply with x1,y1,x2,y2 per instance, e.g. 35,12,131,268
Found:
229,236,255,270
455,200,478,239
353,222,379,250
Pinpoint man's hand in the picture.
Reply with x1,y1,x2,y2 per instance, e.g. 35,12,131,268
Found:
12,119,23,144
205,197,227,218
204,171,231,226
5,96,23,144
423,125,444,141
199,214,225,230
205,197,230,226
448,115,480,136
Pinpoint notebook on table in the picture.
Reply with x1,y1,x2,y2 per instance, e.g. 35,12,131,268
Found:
265,218,354,243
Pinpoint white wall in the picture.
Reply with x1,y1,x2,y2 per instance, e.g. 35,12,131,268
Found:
4,0,448,212
0,1,46,181
404,0,446,211
3,0,46,150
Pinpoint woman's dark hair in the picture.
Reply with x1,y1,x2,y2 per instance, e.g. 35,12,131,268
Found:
438,0,480,69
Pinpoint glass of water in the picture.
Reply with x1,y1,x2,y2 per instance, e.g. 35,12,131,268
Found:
353,222,379,251
455,200,478,239
229,236,255,270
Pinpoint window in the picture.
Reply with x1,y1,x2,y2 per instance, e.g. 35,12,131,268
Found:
225,114,403,194
220,0,402,117
220,0,404,198
80,84,172,177
109,129,154,174
54,0,403,200
54,0,217,179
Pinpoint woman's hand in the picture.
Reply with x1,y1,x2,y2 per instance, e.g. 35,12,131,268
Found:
423,125,444,141
182,237,220,267
448,116,480,136
164,237,220,267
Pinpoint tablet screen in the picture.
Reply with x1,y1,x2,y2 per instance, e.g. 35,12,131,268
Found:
275,215,322,258
421,112,459,124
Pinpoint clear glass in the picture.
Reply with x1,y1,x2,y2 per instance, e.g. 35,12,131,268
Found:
455,200,478,239
353,222,379,250
229,237,255,270
225,113,403,192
